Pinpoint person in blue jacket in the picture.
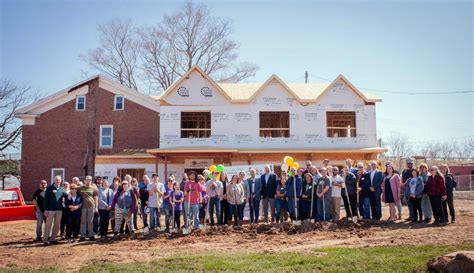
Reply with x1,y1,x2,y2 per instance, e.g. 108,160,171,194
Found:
404,168,424,223
286,167,302,221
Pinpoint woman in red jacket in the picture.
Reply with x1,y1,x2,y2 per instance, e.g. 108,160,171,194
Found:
425,166,447,225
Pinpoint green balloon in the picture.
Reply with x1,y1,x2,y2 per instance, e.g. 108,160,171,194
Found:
288,171,293,176
217,164,225,172
209,173,213,179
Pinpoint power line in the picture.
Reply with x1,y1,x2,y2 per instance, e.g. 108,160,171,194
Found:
306,73,474,95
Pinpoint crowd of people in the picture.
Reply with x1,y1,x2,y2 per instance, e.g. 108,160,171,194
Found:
32,158,457,245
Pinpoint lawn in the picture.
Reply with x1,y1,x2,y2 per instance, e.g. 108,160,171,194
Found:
74,244,474,272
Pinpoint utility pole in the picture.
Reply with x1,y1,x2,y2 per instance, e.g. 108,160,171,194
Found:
305,71,308,83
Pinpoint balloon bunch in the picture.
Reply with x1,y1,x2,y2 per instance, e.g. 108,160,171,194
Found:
208,164,225,180
281,156,299,176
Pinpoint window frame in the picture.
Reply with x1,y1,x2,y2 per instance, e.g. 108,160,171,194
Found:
326,111,357,138
259,111,290,138
50,168,65,185
99,125,114,148
75,95,86,111
180,111,211,139
114,95,124,111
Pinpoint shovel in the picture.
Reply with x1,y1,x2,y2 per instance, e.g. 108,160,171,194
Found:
310,183,315,223
293,176,301,226
170,195,177,233
344,182,357,224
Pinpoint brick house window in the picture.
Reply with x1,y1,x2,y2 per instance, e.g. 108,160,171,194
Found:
259,111,290,138
181,112,211,138
51,168,65,185
76,96,85,111
326,111,357,138
100,125,114,148
114,95,124,110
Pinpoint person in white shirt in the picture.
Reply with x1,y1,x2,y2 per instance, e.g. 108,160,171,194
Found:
205,171,223,226
330,166,344,221
147,174,164,230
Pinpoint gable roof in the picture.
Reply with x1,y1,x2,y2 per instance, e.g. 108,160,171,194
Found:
157,66,381,104
15,75,160,118
157,65,234,102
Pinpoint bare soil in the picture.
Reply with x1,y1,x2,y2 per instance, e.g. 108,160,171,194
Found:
1,192,473,271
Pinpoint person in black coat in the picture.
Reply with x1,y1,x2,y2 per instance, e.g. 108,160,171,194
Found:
341,166,358,220
261,165,278,223
440,164,456,223
64,184,83,243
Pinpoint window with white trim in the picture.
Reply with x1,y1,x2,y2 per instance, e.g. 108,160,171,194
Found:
51,168,65,185
114,95,124,110
100,125,114,148
76,96,86,111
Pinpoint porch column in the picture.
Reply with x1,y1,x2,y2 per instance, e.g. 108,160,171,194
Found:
155,156,159,174
164,156,168,179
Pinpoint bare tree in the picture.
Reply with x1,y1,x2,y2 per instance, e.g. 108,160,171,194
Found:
427,142,441,160
81,1,258,94
439,141,455,160
0,79,32,152
80,18,141,90
384,132,413,160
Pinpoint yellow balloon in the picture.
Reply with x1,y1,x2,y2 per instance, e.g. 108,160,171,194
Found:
283,156,290,164
209,165,217,172
292,162,300,170
285,156,294,166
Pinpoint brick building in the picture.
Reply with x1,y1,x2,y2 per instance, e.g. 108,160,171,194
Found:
16,66,386,198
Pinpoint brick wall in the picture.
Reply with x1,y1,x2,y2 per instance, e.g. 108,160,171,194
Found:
21,79,160,199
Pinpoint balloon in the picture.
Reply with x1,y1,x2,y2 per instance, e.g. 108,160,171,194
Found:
288,171,293,177
292,162,300,170
209,173,213,179
283,156,290,164
209,165,217,172
285,156,294,166
281,163,288,172
217,164,225,173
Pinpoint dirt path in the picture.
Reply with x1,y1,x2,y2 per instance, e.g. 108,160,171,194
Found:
1,192,473,271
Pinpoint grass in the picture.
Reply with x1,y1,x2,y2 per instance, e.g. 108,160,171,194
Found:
76,243,474,273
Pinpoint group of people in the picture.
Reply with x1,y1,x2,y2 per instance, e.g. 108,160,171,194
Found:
32,158,457,245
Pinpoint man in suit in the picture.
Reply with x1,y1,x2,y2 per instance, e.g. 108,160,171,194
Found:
261,165,278,223
357,163,371,219
245,168,262,224
368,161,383,220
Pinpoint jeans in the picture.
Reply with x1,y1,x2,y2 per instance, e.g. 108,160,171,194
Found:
164,206,171,230
301,200,317,221
275,199,288,222
249,198,261,223
149,207,160,229
317,195,330,222
35,210,45,240
407,198,414,220
93,211,99,234
262,198,276,223
43,210,62,242
60,208,68,236
185,203,200,229
208,196,221,226
173,210,181,228
140,205,149,227
99,209,110,236
80,208,95,238
369,192,382,220
359,197,371,219
442,193,455,222
287,197,299,221
421,194,432,219
228,203,243,225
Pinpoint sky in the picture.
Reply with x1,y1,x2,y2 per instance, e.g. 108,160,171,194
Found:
1,0,473,149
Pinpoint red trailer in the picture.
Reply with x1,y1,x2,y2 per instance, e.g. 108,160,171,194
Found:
0,188,36,222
